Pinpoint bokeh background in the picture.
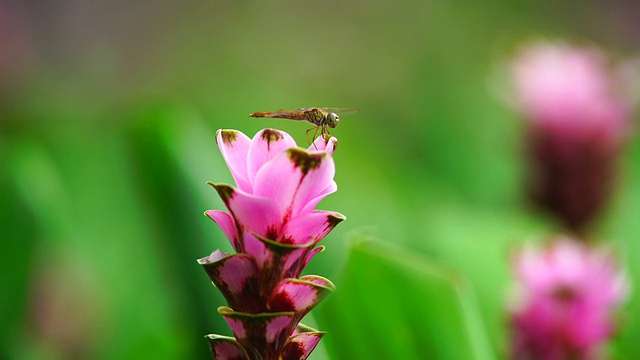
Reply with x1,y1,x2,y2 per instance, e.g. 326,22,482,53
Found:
2,0,639,359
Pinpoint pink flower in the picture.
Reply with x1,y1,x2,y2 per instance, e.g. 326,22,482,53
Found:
206,129,344,285
511,42,629,144
509,237,628,360
508,42,633,232
198,129,344,360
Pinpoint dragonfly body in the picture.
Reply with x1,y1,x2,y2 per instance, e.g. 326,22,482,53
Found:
250,107,334,127
249,107,358,143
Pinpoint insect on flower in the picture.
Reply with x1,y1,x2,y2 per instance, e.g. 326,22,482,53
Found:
249,107,359,145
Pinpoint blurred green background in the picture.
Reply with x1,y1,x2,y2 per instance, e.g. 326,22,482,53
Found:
2,1,639,359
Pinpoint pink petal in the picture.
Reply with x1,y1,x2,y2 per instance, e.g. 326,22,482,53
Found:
284,210,346,245
252,151,302,216
515,244,550,289
226,318,247,341
510,236,629,357
211,183,281,239
205,210,239,250
288,150,335,217
243,231,271,270
205,335,249,360
217,129,252,192
282,246,312,277
199,254,260,312
269,276,335,313
299,180,338,214
215,255,258,294
247,129,297,182
253,148,335,217
302,246,324,271
282,331,325,360
197,249,228,264
308,136,338,155
219,307,295,352
246,231,310,285
219,308,248,340
265,315,292,344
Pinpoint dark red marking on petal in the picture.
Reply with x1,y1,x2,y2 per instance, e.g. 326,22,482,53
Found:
236,276,265,313
212,183,235,202
261,129,284,151
219,309,295,357
287,148,325,175
205,335,249,360
326,213,345,229
552,284,578,302
280,236,295,245
282,342,306,360
285,259,303,279
266,225,279,241
200,254,269,313
220,130,239,146
268,289,296,312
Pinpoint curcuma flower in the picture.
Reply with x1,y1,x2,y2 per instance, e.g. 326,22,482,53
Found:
198,128,345,359
509,42,632,234
509,237,628,360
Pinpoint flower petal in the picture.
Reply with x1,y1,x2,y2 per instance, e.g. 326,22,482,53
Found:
242,231,271,270
510,236,629,358
301,246,324,273
219,307,295,356
244,231,311,289
210,183,281,240
205,210,240,251
284,210,346,245
268,276,335,315
309,135,338,155
199,253,261,313
252,151,302,216
217,129,252,192
205,334,249,360
253,148,335,217
288,149,335,217
247,129,297,182
300,180,337,214
282,331,325,360
265,315,292,344
198,249,228,264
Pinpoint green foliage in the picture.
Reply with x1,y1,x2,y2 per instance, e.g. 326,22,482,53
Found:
318,236,494,360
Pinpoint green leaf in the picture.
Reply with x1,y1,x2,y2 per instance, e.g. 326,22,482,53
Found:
317,236,494,360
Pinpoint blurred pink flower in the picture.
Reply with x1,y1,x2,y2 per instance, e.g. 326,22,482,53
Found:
198,129,344,360
509,42,633,233
511,42,629,144
510,237,628,360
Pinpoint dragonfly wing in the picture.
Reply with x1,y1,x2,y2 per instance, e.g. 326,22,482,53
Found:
319,107,360,115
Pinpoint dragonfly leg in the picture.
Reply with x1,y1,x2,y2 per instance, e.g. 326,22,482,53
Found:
322,126,332,141
306,126,318,148
311,126,321,149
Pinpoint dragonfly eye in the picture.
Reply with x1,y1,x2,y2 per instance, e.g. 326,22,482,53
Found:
328,113,340,128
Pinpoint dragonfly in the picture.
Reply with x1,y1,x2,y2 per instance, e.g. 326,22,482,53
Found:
249,107,359,145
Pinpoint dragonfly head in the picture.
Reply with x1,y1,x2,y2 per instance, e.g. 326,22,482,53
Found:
327,112,340,128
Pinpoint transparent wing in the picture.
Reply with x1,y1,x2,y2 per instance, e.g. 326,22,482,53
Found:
319,107,360,115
